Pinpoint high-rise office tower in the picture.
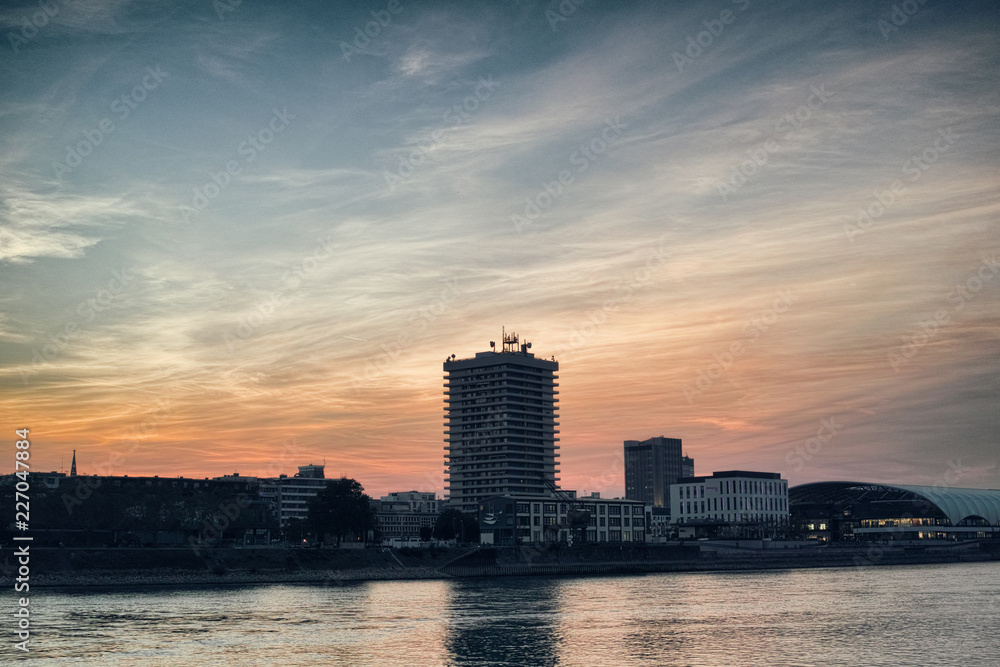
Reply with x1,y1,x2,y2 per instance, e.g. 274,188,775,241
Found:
444,331,559,514
624,436,686,510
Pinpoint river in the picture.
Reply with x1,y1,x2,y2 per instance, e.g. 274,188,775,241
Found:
24,561,1000,665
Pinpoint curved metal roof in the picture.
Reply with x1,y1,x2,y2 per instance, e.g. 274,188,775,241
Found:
789,481,1000,526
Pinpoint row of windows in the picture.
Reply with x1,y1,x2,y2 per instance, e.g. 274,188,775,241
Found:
504,503,644,516
679,479,786,499
514,516,647,528
676,513,784,524
677,497,788,515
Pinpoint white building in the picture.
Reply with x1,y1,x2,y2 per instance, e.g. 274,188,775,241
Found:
375,491,440,543
379,491,438,514
670,470,788,530
478,493,646,545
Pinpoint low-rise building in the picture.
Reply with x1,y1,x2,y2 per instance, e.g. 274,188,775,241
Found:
671,470,789,539
257,464,328,526
478,493,646,546
374,491,439,543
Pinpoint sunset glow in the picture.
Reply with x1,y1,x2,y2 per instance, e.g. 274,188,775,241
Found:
2,0,998,498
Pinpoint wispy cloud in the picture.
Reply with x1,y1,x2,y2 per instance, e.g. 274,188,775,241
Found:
0,0,997,495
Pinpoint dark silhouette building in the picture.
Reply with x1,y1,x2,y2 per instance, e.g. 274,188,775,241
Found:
624,436,689,511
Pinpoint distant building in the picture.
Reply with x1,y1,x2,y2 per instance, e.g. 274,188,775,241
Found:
34,471,67,490
478,493,646,546
789,481,1000,542
444,331,560,514
374,491,439,543
379,491,438,514
624,436,688,511
671,470,789,538
0,471,266,547
644,505,672,541
257,464,328,526
682,455,694,478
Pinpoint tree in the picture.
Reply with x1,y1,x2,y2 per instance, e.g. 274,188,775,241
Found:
419,526,433,542
283,517,309,545
308,478,376,546
433,508,479,543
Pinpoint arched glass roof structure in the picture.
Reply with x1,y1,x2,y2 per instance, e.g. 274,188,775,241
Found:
789,481,1000,526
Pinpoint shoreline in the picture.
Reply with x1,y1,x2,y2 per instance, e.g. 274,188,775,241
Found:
19,543,998,589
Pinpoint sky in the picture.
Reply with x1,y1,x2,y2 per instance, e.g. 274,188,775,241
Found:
1,0,998,500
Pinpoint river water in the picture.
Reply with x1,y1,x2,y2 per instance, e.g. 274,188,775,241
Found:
23,561,1000,665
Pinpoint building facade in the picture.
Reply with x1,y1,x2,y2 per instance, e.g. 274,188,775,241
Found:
624,436,687,511
257,464,328,526
789,481,1000,542
374,491,440,543
444,331,559,514
478,493,646,545
670,470,789,537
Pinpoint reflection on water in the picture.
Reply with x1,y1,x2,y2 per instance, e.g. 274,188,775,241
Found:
446,579,561,666
27,561,1000,666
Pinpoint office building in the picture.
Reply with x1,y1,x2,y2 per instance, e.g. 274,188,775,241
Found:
671,470,789,538
444,331,559,514
624,436,688,511
373,491,440,544
257,463,328,526
478,493,646,545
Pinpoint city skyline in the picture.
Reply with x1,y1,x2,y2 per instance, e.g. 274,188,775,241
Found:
2,1,999,499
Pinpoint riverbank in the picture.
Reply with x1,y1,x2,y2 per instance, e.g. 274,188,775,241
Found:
8,540,997,588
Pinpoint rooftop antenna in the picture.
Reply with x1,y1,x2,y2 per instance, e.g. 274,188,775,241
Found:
502,327,519,354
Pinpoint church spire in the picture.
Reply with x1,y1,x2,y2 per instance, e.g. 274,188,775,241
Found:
70,450,77,477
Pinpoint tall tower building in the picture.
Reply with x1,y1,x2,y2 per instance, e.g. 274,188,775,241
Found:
624,436,686,510
444,331,559,514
